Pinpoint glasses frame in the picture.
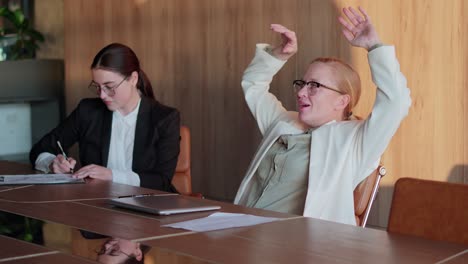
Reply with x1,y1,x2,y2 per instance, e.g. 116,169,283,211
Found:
293,79,345,95
95,243,135,259
88,76,128,97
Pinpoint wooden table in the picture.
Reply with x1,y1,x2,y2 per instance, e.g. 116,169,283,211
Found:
0,253,98,264
440,249,468,264
1,160,466,263
143,217,467,264
0,235,57,260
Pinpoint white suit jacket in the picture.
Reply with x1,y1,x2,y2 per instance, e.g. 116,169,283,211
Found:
234,44,411,225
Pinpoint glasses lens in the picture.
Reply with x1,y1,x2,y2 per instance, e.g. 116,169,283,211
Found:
88,83,116,96
88,83,100,95
309,81,321,88
293,80,306,92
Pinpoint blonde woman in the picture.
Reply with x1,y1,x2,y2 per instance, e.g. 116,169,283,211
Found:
234,6,411,225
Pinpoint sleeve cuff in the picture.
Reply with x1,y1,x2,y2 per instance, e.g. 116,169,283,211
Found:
368,43,385,52
256,43,289,64
35,152,56,173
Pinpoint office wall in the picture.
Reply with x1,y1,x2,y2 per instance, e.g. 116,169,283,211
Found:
35,0,64,59
64,0,468,227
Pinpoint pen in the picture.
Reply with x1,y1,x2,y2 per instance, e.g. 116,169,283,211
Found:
57,141,74,173
118,193,157,199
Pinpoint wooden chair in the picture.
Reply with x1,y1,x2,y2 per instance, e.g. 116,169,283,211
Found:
387,178,468,245
172,126,192,195
353,165,386,227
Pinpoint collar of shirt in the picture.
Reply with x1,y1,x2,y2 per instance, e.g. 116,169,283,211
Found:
113,99,141,126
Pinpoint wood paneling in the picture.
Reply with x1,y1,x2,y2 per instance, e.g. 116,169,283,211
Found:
35,0,64,59
64,0,468,227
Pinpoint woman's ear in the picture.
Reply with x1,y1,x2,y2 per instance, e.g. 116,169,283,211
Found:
335,94,351,111
131,71,139,88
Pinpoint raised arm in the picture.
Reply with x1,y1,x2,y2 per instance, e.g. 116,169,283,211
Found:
339,7,411,181
242,24,298,135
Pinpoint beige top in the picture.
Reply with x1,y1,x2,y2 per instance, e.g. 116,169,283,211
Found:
244,133,311,215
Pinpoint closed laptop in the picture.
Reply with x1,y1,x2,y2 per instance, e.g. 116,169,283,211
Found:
109,195,221,215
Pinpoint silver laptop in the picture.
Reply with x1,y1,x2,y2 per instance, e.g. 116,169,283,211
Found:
109,195,221,215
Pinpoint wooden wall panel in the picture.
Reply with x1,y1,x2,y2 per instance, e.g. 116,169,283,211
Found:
64,0,468,227
35,0,64,59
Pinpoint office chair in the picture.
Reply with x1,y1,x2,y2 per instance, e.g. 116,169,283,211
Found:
172,126,202,198
354,165,386,227
172,126,192,195
387,178,468,245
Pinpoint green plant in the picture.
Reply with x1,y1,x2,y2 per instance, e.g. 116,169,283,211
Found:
0,7,45,60
0,211,44,243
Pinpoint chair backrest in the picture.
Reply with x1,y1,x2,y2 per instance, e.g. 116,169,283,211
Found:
387,178,468,245
353,165,386,227
172,126,192,195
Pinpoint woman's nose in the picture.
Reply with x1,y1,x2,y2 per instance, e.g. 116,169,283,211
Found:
99,89,108,99
296,86,308,97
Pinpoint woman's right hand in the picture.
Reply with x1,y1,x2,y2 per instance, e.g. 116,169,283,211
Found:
49,154,76,174
269,24,298,61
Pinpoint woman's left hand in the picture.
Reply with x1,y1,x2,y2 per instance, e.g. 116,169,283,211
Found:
338,6,382,51
72,164,112,181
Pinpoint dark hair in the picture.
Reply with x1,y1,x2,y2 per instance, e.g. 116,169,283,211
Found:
91,43,155,100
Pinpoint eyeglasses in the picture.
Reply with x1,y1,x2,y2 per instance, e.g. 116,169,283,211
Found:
95,245,135,258
95,242,135,259
293,80,344,95
88,76,128,97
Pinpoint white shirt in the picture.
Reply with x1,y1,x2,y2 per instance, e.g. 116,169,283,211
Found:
35,99,142,187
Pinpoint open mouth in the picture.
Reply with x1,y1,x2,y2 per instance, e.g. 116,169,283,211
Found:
298,102,311,111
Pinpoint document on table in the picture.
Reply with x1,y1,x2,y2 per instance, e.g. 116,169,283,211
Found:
0,174,85,185
163,212,279,232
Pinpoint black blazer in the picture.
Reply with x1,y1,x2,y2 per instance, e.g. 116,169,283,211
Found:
30,96,180,192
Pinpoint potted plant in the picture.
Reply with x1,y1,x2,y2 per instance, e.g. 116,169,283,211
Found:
0,6,64,163
0,6,44,60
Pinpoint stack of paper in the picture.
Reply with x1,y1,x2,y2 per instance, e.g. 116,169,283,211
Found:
163,212,279,232
0,174,85,185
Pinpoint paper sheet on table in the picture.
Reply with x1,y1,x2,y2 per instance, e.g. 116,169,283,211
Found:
0,174,85,185
163,212,279,232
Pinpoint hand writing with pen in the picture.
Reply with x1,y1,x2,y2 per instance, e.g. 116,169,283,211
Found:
49,154,113,181
51,141,76,174
52,141,112,181
49,154,77,174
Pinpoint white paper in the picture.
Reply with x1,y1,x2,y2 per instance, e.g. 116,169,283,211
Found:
163,212,279,232
0,174,85,185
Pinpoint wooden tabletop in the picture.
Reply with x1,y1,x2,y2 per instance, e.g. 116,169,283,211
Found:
0,253,98,264
0,160,35,175
144,217,468,264
0,161,295,241
0,180,168,202
0,235,57,261
439,249,468,264
1,160,466,264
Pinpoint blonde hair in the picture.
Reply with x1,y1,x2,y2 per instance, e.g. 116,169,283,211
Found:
310,57,361,120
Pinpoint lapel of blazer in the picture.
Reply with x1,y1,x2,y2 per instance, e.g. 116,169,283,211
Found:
101,108,113,166
132,96,152,170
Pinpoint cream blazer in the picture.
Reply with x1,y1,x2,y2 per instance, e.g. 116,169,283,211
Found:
234,44,411,225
